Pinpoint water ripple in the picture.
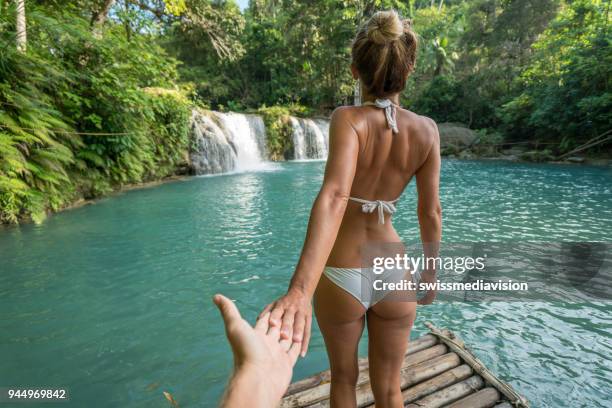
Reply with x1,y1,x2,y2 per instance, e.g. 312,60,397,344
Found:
0,160,610,407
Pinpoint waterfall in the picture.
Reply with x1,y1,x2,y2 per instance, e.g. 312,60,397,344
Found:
190,110,236,175
244,114,268,161
313,118,330,152
289,117,307,160
289,117,329,160
189,109,331,175
189,110,269,175
216,112,268,172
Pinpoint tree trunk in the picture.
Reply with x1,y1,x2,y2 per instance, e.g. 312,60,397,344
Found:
15,0,26,53
91,0,115,28
122,0,131,41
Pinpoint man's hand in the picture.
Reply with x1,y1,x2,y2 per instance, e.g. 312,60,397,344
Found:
214,294,301,405
259,288,312,357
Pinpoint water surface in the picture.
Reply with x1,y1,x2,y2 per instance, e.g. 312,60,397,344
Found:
1,160,611,407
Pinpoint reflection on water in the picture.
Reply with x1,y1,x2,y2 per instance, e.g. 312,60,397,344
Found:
0,160,610,407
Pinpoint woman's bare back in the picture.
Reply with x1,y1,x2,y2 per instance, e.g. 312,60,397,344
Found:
326,104,439,267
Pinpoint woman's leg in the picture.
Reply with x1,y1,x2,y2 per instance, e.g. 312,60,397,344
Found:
366,299,416,408
314,274,367,408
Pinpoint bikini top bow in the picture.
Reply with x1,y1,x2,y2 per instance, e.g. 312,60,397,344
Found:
361,98,399,134
348,197,399,224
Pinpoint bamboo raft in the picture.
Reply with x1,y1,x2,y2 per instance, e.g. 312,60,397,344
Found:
281,322,529,408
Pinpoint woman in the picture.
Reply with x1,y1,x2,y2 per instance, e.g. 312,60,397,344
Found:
260,10,442,408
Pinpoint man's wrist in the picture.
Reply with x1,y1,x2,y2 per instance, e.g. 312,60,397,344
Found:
230,363,284,404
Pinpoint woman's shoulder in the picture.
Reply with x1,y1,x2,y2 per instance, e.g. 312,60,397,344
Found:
399,108,439,143
328,105,363,133
329,105,361,120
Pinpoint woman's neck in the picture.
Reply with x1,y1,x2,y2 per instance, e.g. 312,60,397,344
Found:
361,90,401,106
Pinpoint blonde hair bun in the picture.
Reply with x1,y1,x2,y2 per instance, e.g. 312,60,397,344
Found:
366,10,404,45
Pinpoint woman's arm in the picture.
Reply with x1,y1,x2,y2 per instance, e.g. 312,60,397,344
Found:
260,107,359,356
415,118,442,305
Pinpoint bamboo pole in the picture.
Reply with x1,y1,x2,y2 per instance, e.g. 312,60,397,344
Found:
368,364,474,408
401,364,473,404
556,129,612,160
284,334,437,396
425,322,530,408
405,375,484,408
308,352,461,408
446,387,501,408
281,352,459,408
352,352,459,408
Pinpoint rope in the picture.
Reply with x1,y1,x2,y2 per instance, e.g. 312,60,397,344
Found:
425,322,531,408
0,124,134,136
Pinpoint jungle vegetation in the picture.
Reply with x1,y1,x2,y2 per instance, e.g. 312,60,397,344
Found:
0,0,610,223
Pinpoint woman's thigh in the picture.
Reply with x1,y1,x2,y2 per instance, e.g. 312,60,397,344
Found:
314,274,367,379
366,300,416,389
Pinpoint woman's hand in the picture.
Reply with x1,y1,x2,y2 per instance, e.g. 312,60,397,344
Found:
259,288,313,357
214,294,301,406
417,270,437,305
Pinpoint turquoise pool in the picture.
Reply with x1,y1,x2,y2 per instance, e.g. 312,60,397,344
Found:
1,160,610,407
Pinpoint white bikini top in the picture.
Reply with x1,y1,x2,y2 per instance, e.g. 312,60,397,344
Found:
349,98,401,224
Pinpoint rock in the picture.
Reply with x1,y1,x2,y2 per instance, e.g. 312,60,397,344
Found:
585,158,612,166
189,109,236,175
501,146,528,155
520,150,555,162
458,150,475,159
566,156,586,163
499,154,520,161
438,123,477,149
441,145,460,156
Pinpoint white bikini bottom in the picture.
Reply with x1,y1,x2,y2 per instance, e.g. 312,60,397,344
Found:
323,266,421,309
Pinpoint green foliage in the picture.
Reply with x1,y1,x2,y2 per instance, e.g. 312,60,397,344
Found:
165,0,610,154
500,0,611,145
257,106,293,160
0,11,79,223
163,0,246,107
0,4,191,223
2,0,610,222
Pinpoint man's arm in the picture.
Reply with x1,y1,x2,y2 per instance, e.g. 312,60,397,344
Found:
214,294,301,408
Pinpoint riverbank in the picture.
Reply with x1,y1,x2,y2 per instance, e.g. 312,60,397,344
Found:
0,174,191,228
444,150,612,166
437,122,612,166
4,152,609,227
2,108,609,226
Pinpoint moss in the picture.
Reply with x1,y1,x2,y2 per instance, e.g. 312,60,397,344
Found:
257,103,315,161
257,106,294,161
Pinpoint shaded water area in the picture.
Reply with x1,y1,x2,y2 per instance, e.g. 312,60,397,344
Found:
1,160,611,407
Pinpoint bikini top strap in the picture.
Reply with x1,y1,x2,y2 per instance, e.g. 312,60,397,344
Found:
361,98,399,134
348,196,400,224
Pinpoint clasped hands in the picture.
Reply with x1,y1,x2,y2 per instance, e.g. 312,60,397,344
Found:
214,288,312,407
